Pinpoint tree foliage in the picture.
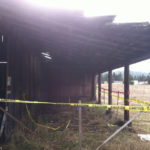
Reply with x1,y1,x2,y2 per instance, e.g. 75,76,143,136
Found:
101,72,150,84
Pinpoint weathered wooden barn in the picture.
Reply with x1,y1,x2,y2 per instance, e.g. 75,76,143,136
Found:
0,0,150,138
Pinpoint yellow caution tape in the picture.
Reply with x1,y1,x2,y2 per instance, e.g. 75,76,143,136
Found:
25,104,72,130
25,104,61,130
106,105,150,111
129,98,150,105
101,91,150,105
65,120,71,129
0,98,150,111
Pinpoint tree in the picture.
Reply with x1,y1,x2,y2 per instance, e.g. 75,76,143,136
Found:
112,72,123,82
147,73,150,84
101,73,108,83
129,74,134,85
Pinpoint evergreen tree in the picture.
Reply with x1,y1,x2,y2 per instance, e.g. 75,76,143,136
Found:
101,73,108,83
129,74,134,85
147,73,150,84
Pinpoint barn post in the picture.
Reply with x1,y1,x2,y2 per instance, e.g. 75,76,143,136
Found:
108,70,112,105
91,73,96,100
98,73,101,104
124,64,130,121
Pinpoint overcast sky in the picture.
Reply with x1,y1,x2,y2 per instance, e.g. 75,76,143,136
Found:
130,59,150,73
29,0,150,23
114,59,150,73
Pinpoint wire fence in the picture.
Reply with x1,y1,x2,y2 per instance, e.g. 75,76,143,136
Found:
99,83,150,134
1,83,150,149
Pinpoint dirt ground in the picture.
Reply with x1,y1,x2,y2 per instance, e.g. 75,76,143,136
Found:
100,84,150,133
3,105,150,150
100,84,150,105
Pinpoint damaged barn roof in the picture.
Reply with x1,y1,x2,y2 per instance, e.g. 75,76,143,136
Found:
1,0,150,73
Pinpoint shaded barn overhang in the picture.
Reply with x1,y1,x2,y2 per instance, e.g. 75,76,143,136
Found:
1,0,150,73
0,1,150,126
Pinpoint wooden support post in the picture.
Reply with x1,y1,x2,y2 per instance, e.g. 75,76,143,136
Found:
106,70,112,114
98,73,101,104
91,73,96,100
108,70,112,105
124,65,130,121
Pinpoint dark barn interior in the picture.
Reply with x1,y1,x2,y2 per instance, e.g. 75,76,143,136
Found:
1,0,150,140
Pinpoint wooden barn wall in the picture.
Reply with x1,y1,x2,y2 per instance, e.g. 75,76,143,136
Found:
7,37,42,101
4,31,43,134
5,30,95,103
4,29,95,115
40,66,94,102
0,25,96,134
0,33,7,99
